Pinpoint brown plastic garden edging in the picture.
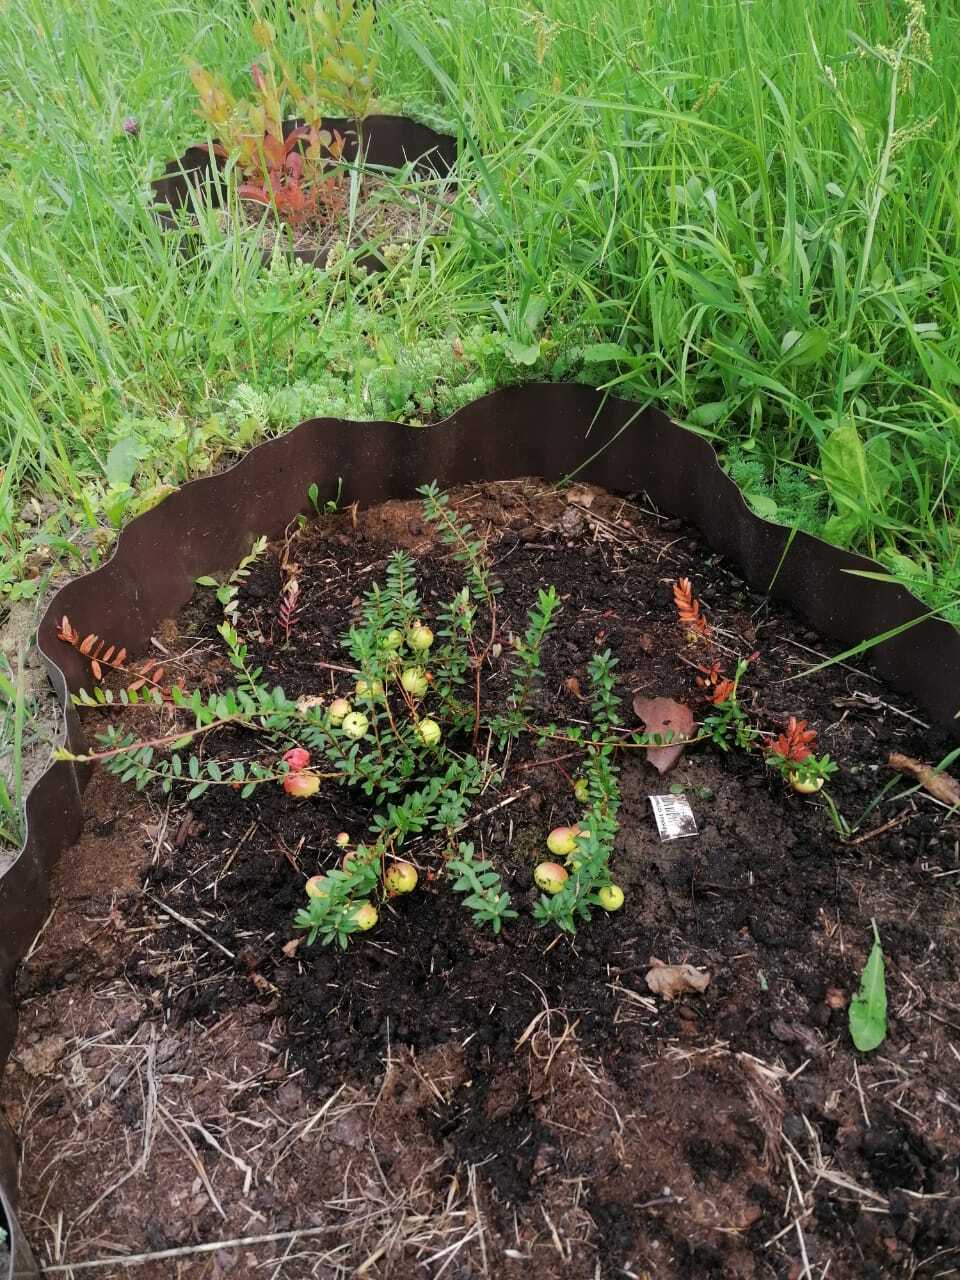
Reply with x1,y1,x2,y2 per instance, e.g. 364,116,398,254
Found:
5,382,960,1275
151,114,458,269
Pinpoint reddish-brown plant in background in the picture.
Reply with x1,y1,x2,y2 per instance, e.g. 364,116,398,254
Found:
673,577,711,643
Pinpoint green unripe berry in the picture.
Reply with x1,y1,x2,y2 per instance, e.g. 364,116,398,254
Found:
355,677,384,700
341,711,369,740
789,772,824,794
384,861,418,895
547,826,580,857
328,697,352,725
416,718,442,747
597,884,625,912
350,901,378,931
401,667,429,699
407,621,434,652
305,875,327,899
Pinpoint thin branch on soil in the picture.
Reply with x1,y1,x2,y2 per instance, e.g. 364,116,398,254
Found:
39,1226,346,1272
845,809,912,846
144,892,235,959
468,1164,490,1279
156,1100,225,1217
773,636,881,683
512,750,583,774
851,1059,871,1128
452,786,530,834
851,689,930,728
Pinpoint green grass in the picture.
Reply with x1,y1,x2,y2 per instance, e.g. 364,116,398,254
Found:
1,0,959,842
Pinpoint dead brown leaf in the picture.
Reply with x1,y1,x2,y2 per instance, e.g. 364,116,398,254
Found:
17,1034,67,1077
563,675,587,701
645,956,711,1000
632,696,696,774
888,752,960,807
250,971,279,996
565,485,595,508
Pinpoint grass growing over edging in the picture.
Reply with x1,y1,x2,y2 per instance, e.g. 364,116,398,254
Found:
386,0,960,597
1,0,959,843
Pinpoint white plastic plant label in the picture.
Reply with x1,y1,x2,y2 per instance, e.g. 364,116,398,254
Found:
649,794,698,841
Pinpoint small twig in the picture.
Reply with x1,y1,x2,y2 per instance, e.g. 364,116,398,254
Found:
39,1226,341,1272
844,810,912,847
851,690,929,728
61,712,249,764
852,1059,871,1128
144,893,235,960
773,636,881,683
157,1102,225,1218
469,1164,490,1279
453,786,530,833
512,750,583,774
794,1218,813,1279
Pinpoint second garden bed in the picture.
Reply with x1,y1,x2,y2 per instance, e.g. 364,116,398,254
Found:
9,479,960,1278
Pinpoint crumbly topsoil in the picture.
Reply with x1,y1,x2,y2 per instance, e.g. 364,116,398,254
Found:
6,480,960,1279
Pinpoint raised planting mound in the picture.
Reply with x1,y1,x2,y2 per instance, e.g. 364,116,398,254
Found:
10,479,960,1278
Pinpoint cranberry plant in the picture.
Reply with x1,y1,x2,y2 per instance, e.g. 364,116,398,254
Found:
187,1,379,226
58,483,640,947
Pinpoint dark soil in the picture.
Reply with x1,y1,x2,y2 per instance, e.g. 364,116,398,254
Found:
6,480,960,1279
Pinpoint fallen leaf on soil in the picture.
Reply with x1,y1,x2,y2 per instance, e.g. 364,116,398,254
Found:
888,753,960,807
563,675,587,701
565,485,594,508
769,1018,824,1057
295,694,326,714
281,938,303,959
17,1034,67,1077
632,696,696,774
645,957,710,1000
